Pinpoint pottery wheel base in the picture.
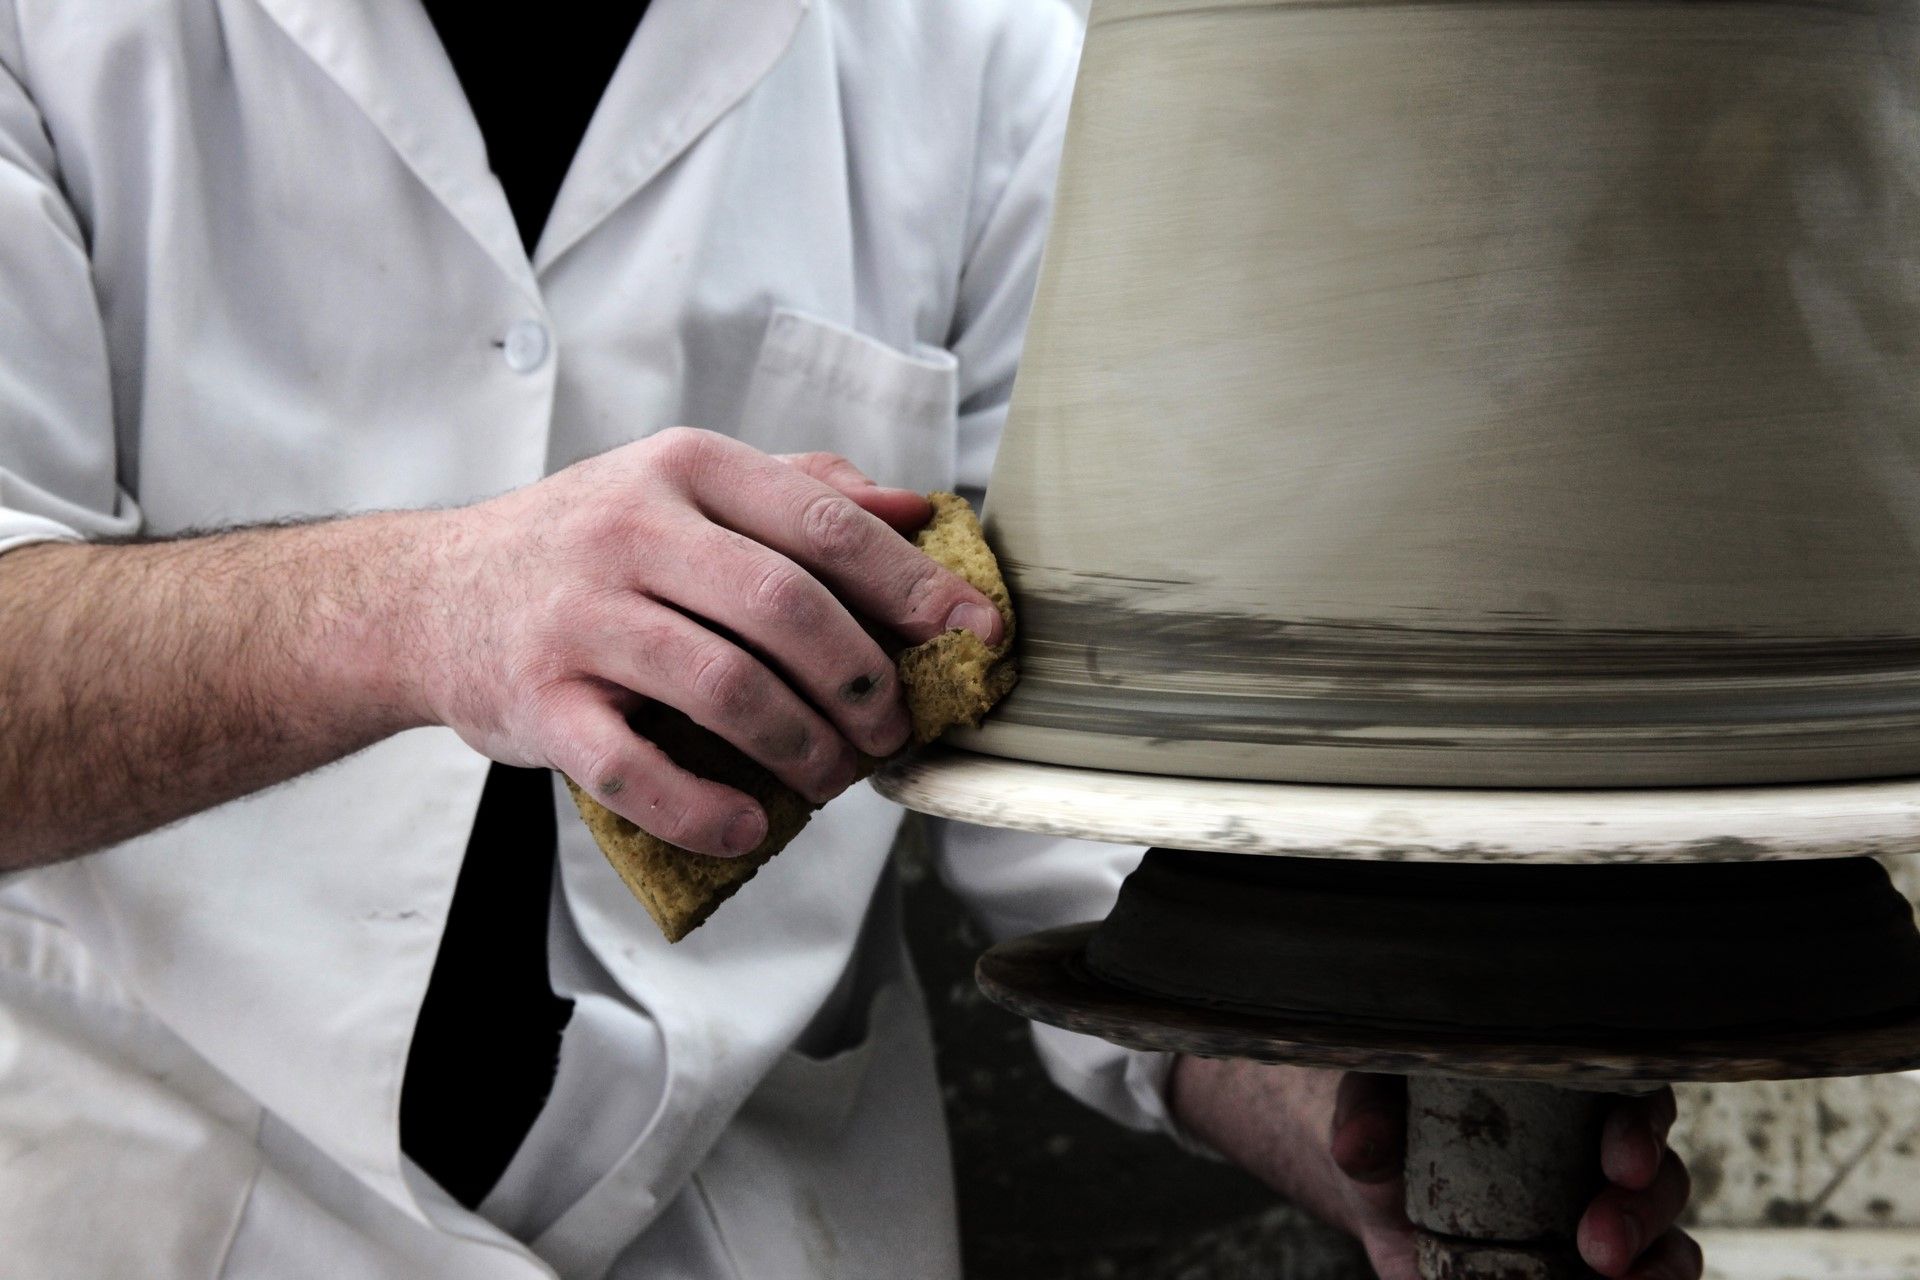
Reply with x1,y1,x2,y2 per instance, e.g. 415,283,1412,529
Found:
979,924,1920,1085
983,926,1920,1279
1087,851,1920,1038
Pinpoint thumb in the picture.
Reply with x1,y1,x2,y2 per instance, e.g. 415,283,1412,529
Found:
1331,1072,1409,1185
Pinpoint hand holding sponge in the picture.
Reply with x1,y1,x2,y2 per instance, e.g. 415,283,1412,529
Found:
565,493,1016,941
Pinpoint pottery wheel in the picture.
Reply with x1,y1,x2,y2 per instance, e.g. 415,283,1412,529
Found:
874,746,1920,863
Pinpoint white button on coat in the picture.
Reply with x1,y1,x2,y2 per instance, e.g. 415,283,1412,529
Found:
502,319,551,373
0,2,1178,1278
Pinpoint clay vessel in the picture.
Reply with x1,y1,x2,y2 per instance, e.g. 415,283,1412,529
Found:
965,0,1920,785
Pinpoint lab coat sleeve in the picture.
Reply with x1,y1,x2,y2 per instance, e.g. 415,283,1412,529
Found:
0,39,141,556
927,819,1214,1150
946,2,1081,500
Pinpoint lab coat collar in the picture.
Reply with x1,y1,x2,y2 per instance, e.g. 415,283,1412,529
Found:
251,0,809,292
249,0,539,301
533,0,810,273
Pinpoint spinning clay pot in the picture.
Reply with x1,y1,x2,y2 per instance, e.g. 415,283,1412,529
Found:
967,0,1920,786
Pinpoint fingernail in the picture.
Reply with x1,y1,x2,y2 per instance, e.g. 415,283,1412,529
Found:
724,809,766,855
878,707,913,756
812,745,859,803
945,602,999,642
1617,1209,1643,1268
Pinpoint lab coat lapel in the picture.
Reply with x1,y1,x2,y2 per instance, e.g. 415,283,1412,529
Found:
532,0,810,273
249,0,539,301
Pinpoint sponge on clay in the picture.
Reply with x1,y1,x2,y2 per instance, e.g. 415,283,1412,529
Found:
564,492,1016,943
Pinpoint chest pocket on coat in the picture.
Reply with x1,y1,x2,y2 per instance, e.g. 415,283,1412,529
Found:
734,309,959,495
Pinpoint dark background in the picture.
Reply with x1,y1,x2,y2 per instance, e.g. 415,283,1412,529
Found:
897,829,1374,1280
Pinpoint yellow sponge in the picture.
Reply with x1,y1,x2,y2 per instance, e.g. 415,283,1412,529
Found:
566,492,1016,942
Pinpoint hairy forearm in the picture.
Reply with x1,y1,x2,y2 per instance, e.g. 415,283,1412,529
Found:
1173,1058,1347,1216
0,432,1010,868
0,514,445,868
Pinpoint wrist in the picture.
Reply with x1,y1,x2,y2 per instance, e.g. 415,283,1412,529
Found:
1164,1054,1232,1161
294,508,453,737
1169,1054,1236,1138
1170,1057,1369,1232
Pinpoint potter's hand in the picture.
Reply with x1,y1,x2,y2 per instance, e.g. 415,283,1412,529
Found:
414,430,1002,856
1168,1060,1701,1280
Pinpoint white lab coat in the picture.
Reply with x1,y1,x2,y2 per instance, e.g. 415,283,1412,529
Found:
0,2,1175,1276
